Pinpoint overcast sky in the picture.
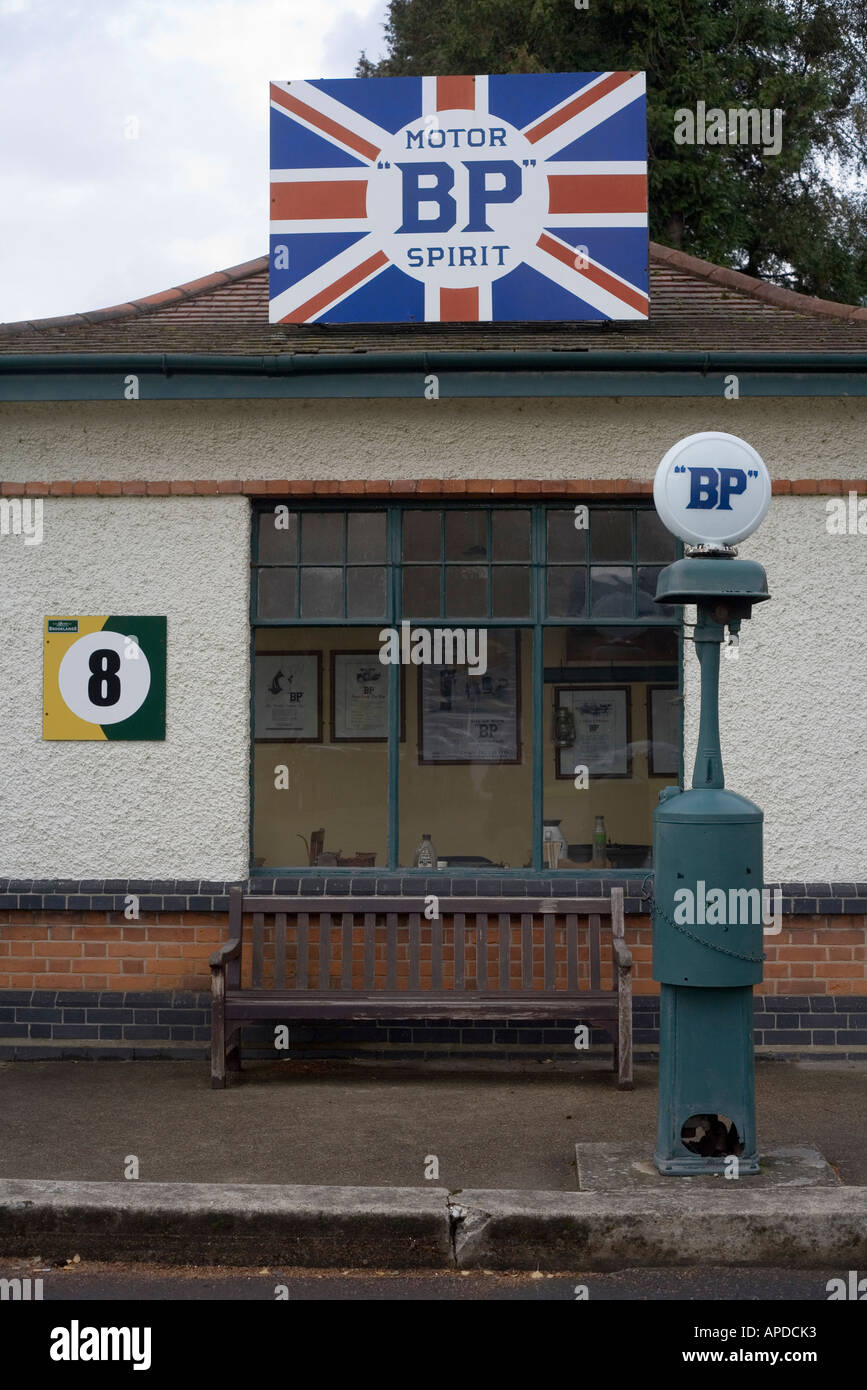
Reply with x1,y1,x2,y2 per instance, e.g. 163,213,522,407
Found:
0,0,389,322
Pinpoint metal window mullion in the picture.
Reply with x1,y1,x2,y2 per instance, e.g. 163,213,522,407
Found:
531,505,545,872
439,509,446,619
387,504,401,870
486,508,493,620
341,514,348,619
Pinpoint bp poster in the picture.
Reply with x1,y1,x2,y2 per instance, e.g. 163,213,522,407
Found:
43,616,166,740
269,71,648,324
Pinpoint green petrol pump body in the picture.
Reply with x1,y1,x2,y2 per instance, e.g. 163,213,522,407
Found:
651,434,772,1176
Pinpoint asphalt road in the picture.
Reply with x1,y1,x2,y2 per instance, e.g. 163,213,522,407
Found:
0,1261,849,1300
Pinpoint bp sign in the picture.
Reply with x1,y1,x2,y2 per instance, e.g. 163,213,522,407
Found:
43,617,166,741
269,72,648,323
653,432,772,546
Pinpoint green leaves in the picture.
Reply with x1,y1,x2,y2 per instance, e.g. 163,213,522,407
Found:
358,0,867,303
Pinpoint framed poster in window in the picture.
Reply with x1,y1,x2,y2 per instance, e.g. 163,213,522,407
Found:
254,651,321,742
331,651,405,741
648,685,680,776
418,630,521,765
554,685,631,779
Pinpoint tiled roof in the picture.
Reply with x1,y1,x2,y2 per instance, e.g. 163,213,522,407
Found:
2,243,866,354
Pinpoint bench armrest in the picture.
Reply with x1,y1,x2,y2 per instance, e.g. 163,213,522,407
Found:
210,937,241,970
611,936,632,972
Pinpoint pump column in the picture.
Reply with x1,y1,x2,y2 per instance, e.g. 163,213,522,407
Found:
650,432,772,1176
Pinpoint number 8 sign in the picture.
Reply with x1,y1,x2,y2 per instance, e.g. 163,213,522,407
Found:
43,616,166,740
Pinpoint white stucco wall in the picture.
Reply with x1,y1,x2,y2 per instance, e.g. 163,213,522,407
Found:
684,496,867,881
1,394,866,481
0,395,863,881
0,497,250,879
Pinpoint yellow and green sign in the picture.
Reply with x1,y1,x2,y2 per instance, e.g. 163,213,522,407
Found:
43,616,166,740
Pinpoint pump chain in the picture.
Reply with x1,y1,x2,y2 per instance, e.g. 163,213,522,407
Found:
638,878,766,964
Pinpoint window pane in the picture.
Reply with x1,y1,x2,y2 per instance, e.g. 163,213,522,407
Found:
638,566,677,618
301,567,342,618
403,566,441,617
492,509,530,560
637,509,677,562
258,568,297,619
547,567,587,618
590,510,632,562
403,510,441,561
542,626,679,874
346,566,386,618
446,565,488,616
590,566,632,618
258,509,297,564
492,566,531,617
398,628,530,868
446,511,488,561
347,511,386,562
253,628,387,871
302,512,344,564
547,509,587,563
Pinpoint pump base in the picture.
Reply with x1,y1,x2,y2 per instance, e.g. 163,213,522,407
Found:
653,1150,760,1177
655,982,759,1175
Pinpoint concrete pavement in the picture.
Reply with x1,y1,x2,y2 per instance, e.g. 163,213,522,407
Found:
1,1056,864,1188
1,1057,864,1271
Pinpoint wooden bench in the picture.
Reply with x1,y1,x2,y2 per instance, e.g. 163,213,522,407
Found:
210,888,632,1089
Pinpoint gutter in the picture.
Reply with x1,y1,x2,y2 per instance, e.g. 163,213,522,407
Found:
1,350,867,375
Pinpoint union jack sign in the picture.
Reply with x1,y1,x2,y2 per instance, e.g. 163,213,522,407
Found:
269,72,648,324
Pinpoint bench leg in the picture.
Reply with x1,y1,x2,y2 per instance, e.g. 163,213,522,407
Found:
226,1024,242,1074
211,972,227,1089
617,992,634,1091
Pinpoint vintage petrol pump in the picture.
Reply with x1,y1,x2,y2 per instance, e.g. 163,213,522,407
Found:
651,433,772,1175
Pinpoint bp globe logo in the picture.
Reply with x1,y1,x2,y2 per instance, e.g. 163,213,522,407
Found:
269,72,648,324
653,432,772,546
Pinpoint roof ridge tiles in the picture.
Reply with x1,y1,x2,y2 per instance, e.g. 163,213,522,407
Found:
650,243,867,321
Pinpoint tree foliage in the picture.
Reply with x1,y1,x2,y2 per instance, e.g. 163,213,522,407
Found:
358,0,867,303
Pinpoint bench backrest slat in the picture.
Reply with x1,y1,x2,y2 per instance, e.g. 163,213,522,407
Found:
275,912,287,989
409,912,420,991
431,914,443,993
386,913,398,991
454,913,466,992
341,913,353,990
566,913,579,992
363,912,376,992
589,913,602,990
252,912,265,989
297,913,309,990
320,912,332,991
544,915,556,993
521,913,533,990
476,913,488,992
498,914,510,992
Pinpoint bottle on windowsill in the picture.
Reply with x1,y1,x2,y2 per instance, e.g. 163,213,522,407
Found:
414,833,437,869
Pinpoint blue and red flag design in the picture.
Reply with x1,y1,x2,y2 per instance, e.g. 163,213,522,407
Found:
269,72,648,323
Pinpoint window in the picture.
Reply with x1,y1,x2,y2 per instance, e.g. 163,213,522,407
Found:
252,504,680,872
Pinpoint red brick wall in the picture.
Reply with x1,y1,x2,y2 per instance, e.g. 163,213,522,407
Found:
1,911,864,996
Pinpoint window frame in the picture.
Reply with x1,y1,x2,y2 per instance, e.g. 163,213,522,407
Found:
250,500,683,877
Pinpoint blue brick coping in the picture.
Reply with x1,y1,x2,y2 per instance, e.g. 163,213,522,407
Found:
0,878,865,915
